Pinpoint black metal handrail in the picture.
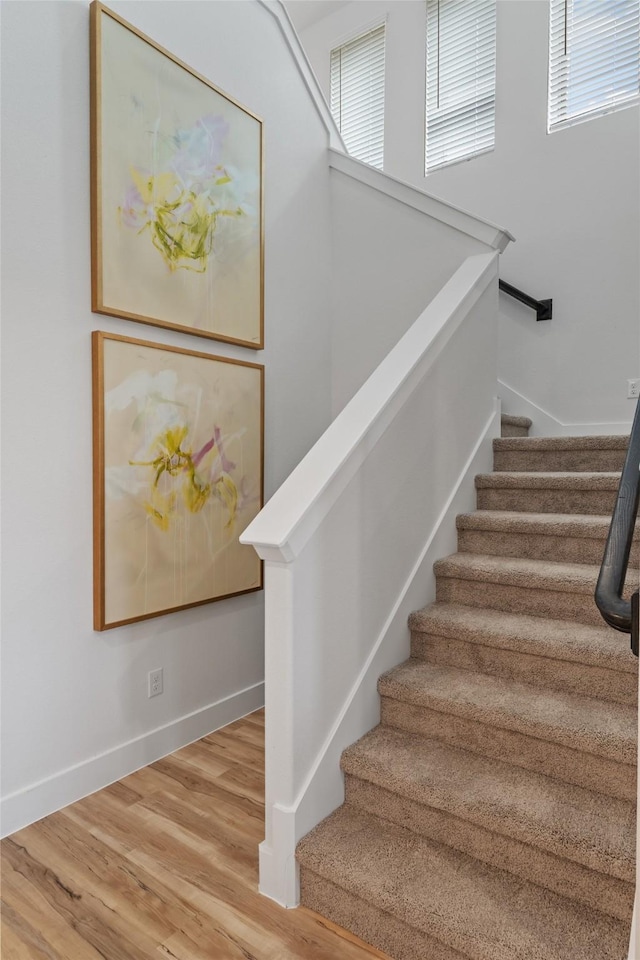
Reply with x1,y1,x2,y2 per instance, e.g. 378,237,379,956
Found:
499,279,552,321
595,397,640,656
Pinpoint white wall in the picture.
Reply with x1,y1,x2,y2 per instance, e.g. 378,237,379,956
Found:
330,167,489,412
1,0,334,834
293,0,640,432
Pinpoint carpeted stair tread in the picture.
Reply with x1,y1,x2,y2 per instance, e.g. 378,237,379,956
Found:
456,511,639,568
500,415,533,429
493,436,628,472
494,436,628,452
341,726,635,881
301,871,468,960
379,660,637,764
343,775,634,922
476,471,621,490
455,510,639,567
436,551,639,595
434,553,638,627
408,602,637,673
297,806,629,960
457,509,619,539
435,552,602,593
500,415,532,438
475,472,621,515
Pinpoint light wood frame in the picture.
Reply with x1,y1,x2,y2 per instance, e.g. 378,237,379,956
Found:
93,331,264,631
90,2,265,349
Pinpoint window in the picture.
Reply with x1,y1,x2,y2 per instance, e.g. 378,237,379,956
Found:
425,0,496,173
330,23,386,169
549,0,640,131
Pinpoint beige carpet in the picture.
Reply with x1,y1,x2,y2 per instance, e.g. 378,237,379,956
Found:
297,417,638,960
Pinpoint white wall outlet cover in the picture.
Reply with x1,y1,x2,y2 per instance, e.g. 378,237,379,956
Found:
627,379,640,399
148,668,164,698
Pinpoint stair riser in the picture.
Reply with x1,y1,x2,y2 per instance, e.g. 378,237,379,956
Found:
344,777,634,921
300,868,464,960
476,487,618,515
380,697,636,801
457,528,640,567
494,450,627,472
501,424,529,438
410,634,638,706
436,575,603,626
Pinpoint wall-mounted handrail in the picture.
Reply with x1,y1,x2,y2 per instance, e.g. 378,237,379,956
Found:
595,398,640,656
499,279,552,321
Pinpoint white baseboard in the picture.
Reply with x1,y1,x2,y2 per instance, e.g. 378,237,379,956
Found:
498,380,633,437
259,803,300,908
260,402,500,907
1,681,264,838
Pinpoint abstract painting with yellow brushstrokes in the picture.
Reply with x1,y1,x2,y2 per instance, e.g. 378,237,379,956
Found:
91,3,263,347
94,332,263,629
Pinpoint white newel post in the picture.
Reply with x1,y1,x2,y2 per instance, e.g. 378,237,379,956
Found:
256,557,300,906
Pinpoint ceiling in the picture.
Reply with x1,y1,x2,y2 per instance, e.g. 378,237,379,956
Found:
283,1,351,33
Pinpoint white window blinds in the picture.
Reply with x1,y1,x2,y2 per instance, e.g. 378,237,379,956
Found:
425,0,496,174
330,23,386,169
549,0,640,131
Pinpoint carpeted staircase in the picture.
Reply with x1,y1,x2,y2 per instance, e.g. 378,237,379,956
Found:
498,413,532,438
297,420,638,960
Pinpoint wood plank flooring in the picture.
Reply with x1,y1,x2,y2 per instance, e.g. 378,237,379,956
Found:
1,711,388,960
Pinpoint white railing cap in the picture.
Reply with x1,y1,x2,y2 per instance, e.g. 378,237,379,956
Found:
258,0,345,150
329,150,514,253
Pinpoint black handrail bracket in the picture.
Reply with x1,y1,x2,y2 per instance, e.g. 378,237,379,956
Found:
499,280,552,321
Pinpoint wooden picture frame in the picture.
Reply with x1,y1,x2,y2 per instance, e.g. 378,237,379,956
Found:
90,2,264,349
93,331,264,630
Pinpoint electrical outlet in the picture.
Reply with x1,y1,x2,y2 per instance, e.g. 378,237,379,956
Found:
628,379,640,399
148,668,163,698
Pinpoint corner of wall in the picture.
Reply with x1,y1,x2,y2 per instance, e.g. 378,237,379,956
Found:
0,683,264,839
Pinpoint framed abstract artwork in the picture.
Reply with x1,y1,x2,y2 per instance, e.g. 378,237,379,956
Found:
93,331,264,630
90,2,264,348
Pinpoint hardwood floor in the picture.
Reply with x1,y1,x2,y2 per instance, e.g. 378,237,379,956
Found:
1,711,388,960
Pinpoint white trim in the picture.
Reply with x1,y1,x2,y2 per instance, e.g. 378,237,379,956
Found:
329,149,514,252
498,379,633,437
0,682,264,838
549,94,640,134
258,0,345,150
331,14,389,52
426,143,495,175
257,401,501,907
241,252,500,563
259,805,300,907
